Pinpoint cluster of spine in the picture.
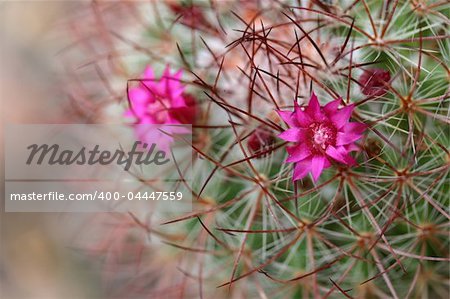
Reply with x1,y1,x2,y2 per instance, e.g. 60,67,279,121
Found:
61,1,449,298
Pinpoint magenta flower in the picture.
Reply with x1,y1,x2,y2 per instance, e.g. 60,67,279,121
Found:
277,93,366,182
125,65,196,152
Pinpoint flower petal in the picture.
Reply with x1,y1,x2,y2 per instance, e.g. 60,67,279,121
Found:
336,146,357,165
330,105,354,129
336,132,363,146
128,87,148,104
311,155,326,182
141,67,157,90
293,158,312,181
133,115,155,126
344,122,367,134
278,128,305,142
167,78,184,94
128,89,149,118
325,145,347,163
305,92,320,115
162,65,171,78
277,110,298,127
323,158,331,168
295,108,314,127
160,70,183,103
143,66,155,79
324,99,341,115
345,143,360,152
286,143,312,162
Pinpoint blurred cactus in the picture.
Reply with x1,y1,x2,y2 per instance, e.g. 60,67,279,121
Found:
61,1,449,298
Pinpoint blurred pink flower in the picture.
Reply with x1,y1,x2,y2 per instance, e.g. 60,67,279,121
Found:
277,93,366,182
359,68,391,97
126,65,196,152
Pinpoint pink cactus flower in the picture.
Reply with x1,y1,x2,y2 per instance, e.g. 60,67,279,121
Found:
277,93,366,182
125,65,196,152
359,68,391,97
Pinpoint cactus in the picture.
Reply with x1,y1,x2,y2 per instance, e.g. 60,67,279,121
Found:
62,1,449,298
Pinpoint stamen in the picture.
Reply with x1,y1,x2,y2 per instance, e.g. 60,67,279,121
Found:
310,123,336,150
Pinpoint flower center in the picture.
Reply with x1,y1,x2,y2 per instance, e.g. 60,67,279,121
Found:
310,122,336,150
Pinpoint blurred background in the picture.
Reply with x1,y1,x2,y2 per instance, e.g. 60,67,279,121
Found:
1,2,101,298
